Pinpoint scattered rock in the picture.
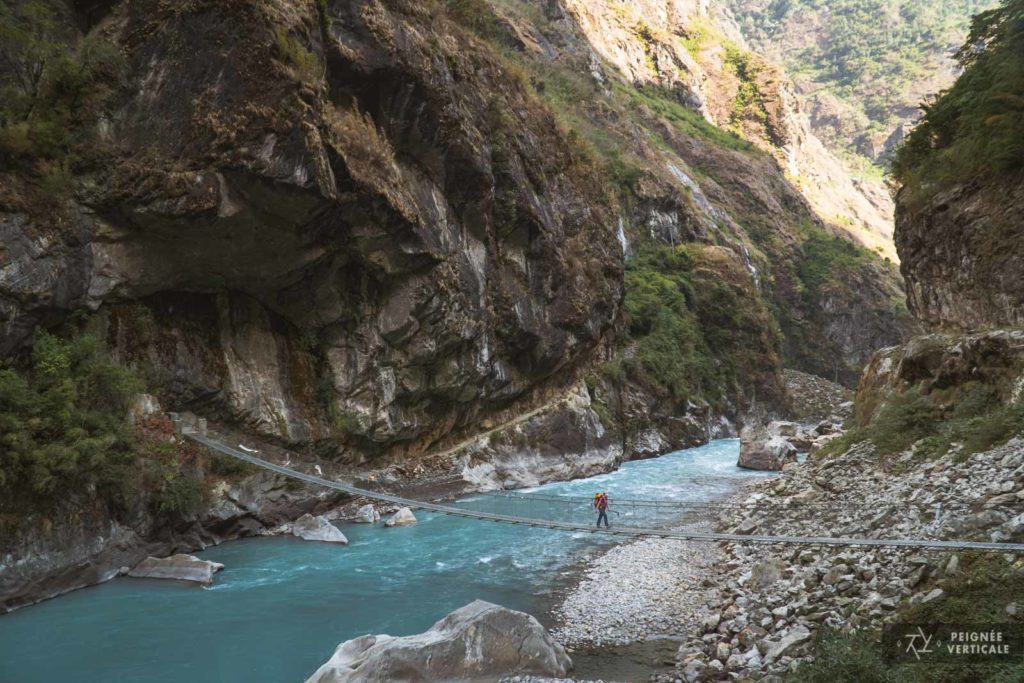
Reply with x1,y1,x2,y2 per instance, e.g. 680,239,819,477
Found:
764,625,811,663
748,558,786,591
739,424,799,471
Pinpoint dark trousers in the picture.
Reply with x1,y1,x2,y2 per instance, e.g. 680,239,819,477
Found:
596,509,609,528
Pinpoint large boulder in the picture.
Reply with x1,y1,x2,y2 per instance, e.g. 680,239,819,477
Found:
739,424,798,471
305,600,572,682
384,508,417,528
292,515,348,544
354,504,381,524
128,554,224,584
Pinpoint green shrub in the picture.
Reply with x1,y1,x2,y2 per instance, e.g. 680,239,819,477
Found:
0,332,142,513
844,380,1024,463
140,440,205,516
273,28,320,83
796,227,870,298
893,0,1024,201
207,454,259,478
0,4,126,189
868,388,939,453
785,630,892,683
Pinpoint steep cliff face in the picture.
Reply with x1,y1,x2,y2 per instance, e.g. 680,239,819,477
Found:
850,0,1024,463
892,0,1024,332
0,0,622,462
495,0,915,390
896,175,1024,330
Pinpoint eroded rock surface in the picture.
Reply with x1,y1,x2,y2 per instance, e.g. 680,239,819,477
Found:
738,424,797,471
127,554,224,584
354,504,380,524
897,174,1024,330
383,507,417,528
291,515,348,544
306,600,572,683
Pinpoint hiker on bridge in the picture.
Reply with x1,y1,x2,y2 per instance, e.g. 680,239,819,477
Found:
594,492,610,528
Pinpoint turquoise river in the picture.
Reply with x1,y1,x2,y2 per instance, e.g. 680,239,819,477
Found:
0,439,768,682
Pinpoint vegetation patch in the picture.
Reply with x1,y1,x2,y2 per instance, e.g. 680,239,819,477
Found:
273,28,320,84
617,245,781,409
893,0,1024,201
821,381,1024,463
724,46,769,131
795,225,872,299
0,331,206,520
0,1,125,197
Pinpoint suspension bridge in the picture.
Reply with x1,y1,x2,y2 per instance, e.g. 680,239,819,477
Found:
184,430,1024,553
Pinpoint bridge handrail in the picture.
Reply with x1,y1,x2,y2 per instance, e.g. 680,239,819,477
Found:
183,431,1024,553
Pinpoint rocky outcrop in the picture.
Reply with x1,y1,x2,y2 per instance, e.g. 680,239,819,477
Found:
0,0,622,463
738,424,797,471
127,554,224,584
896,175,1024,331
456,381,624,489
0,468,345,613
306,600,572,682
354,504,380,524
855,330,1024,427
383,507,417,528
291,514,348,544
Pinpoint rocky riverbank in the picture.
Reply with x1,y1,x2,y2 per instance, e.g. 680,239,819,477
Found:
670,436,1024,681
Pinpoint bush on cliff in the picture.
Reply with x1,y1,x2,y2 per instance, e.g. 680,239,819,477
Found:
0,332,204,518
0,332,142,513
893,0,1024,200
618,245,783,410
0,0,126,187
823,380,1024,462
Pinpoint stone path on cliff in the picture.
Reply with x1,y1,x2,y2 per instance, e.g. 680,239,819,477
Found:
184,431,1024,553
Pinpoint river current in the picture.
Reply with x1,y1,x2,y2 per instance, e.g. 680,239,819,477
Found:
0,439,768,683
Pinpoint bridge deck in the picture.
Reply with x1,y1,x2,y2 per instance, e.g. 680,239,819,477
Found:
185,432,1024,553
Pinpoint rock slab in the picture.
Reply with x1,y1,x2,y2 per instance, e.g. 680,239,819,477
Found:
738,424,798,471
306,600,572,682
292,514,348,544
128,554,224,584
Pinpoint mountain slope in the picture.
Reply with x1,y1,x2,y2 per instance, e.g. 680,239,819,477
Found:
725,0,999,168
